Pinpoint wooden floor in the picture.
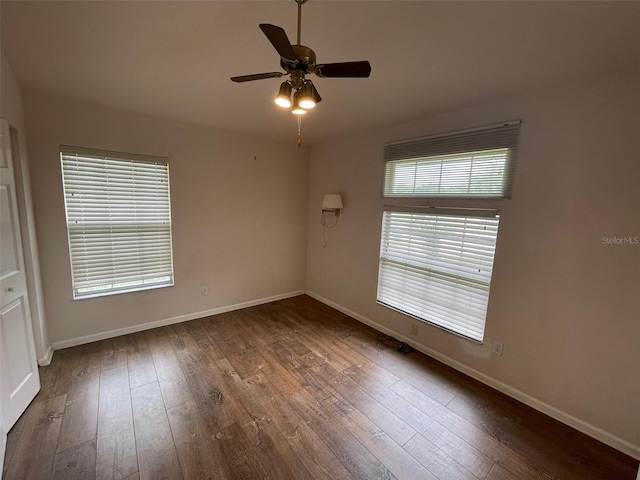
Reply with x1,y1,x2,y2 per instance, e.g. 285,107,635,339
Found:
3,295,637,480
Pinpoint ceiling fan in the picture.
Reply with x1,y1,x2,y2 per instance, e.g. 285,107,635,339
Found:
230,0,372,117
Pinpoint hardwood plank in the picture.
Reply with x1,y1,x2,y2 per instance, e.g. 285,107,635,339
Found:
35,349,76,402
263,341,336,401
294,329,354,372
343,334,456,405
183,321,226,363
291,299,360,339
145,330,192,409
130,382,183,480
307,362,417,446
32,358,61,402
96,429,137,480
264,301,315,333
233,307,288,347
52,439,97,480
174,347,241,431
250,344,306,397
367,335,481,397
244,372,354,480
210,331,265,379
214,358,314,479
288,389,397,480
100,337,129,372
166,400,229,480
212,422,274,480
96,365,138,480
486,463,520,480
296,346,330,370
390,379,552,479
277,334,314,358
431,409,559,480
3,394,67,480
56,348,101,453
404,432,481,480
389,379,447,417
447,393,637,480
342,364,436,438
168,348,273,479
127,344,157,390
341,351,401,388
97,366,133,439
412,414,495,479
337,407,437,480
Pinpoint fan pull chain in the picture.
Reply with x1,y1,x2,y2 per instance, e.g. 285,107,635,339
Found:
297,115,302,147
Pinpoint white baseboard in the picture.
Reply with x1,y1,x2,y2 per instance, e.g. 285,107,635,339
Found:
38,345,53,366
306,290,640,461
51,290,306,351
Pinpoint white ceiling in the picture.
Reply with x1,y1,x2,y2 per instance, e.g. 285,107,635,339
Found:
2,1,639,145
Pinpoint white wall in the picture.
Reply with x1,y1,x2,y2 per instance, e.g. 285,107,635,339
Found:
23,90,309,345
306,69,640,457
0,52,50,364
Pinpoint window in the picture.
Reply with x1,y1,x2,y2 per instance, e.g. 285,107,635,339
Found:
377,209,499,342
383,120,520,198
377,121,519,341
60,146,174,299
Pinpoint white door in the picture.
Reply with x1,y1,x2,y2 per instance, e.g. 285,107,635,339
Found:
0,118,40,434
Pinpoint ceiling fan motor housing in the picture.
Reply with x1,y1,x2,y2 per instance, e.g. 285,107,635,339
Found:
289,69,306,89
281,45,317,78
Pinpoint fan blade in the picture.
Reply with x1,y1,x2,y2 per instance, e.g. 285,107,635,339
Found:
315,61,372,78
231,72,284,83
259,24,297,61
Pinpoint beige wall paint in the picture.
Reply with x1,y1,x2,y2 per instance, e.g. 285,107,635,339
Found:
23,90,308,345
306,70,640,453
0,52,50,363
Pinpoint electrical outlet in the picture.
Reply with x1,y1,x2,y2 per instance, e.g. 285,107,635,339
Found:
410,324,419,336
201,285,209,296
492,341,504,356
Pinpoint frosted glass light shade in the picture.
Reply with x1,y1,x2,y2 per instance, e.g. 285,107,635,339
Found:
322,194,343,210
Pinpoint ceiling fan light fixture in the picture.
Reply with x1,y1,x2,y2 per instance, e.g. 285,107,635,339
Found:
274,82,293,108
298,82,317,109
291,91,307,115
230,0,371,143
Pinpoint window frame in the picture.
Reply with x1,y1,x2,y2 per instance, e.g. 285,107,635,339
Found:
378,121,520,342
60,145,175,300
382,120,520,199
376,207,500,343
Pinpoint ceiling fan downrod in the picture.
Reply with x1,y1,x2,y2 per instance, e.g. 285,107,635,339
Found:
296,0,308,45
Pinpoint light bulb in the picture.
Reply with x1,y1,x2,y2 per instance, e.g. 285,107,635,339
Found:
292,90,307,115
299,82,317,109
299,99,316,109
274,82,292,108
275,97,291,108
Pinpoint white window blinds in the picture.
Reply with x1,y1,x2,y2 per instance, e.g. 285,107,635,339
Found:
377,209,499,342
60,147,174,299
383,121,520,198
